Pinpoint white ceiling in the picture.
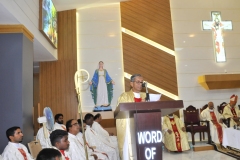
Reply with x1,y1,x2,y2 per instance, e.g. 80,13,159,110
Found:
0,4,19,24
52,0,127,11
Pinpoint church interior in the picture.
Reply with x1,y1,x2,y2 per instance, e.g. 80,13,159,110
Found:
0,0,240,159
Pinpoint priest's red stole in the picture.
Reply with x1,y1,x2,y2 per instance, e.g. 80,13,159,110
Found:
230,107,237,117
134,97,142,102
169,117,182,151
60,150,70,160
210,112,223,143
18,148,27,160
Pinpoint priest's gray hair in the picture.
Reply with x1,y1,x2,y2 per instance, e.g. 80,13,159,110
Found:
130,74,142,82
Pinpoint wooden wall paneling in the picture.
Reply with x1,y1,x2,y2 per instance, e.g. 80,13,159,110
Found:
122,33,178,95
121,0,178,98
39,10,77,130
120,0,174,50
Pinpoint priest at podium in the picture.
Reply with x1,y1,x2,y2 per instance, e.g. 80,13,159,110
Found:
162,114,190,152
116,74,146,159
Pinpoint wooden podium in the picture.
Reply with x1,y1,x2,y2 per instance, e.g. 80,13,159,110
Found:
114,100,184,160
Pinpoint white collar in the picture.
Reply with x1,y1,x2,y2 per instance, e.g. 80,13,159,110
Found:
167,115,174,118
133,92,140,98
209,109,214,112
9,142,21,149
68,132,77,138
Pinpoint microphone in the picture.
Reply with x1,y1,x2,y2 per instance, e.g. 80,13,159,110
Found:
142,81,150,101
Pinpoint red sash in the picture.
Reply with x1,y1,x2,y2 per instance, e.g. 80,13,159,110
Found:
230,107,237,117
210,112,223,143
169,117,182,151
18,148,27,160
134,97,142,102
60,150,69,160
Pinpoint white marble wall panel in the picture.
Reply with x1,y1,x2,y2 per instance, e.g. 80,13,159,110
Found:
170,0,240,114
77,4,124,112
78,34,122,48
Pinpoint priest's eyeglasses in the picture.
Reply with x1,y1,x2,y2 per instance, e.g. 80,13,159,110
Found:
133,81,144,84
71,123,79,127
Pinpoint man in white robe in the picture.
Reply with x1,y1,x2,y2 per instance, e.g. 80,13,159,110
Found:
201,102,225,144
92,114,119,151
223,94,240,127
36,113,66,149
2,126,33,160
85,114,120,160
36,127,52,148
50,130,70,160
66,119,97,160
54,113,66,130
76,119,109,160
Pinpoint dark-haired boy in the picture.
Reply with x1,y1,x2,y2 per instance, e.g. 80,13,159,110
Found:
50,129,70,160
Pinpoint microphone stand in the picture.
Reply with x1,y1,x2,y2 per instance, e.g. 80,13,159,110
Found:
144,81,150,101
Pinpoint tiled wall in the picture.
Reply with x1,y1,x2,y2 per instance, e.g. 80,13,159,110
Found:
170,0,240,114
77,4,124,112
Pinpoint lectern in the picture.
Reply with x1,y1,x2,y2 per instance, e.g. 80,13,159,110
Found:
114,100,184,160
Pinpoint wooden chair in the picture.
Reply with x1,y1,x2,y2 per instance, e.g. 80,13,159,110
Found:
28,140,42,159
217,102,230,127
217,102,227,114
183,105,211,145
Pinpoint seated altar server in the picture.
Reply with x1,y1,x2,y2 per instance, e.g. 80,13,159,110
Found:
76,119,109,160
201,102,225,144
54,113,66,130
36,126,52,148
50,130,70,160
36,148,61,160
66,119,97,160
223,94,240,127
162,114,190,152
85,114,119,160
92,114,118,146
2,126,34,160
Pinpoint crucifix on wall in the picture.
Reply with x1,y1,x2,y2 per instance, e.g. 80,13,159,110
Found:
202,11,232,62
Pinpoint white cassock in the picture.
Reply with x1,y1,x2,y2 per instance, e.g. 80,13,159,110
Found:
85,125,119,160
52,146,70,160
68,133,95,160
36,127,52,148
201,108,226,144
92,121,119,155
2,142,33,160
54,122,66,130
76,132,108,160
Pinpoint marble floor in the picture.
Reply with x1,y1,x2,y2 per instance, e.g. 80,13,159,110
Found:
162,150,236,160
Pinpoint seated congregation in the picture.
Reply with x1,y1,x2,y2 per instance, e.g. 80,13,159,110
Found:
1,94,240,160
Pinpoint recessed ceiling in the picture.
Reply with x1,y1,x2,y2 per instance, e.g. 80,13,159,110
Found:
52,0,128,11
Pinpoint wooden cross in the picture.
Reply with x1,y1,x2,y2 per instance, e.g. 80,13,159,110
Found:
202,11,232,62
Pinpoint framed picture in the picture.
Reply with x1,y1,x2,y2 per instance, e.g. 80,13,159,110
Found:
39,0,58,48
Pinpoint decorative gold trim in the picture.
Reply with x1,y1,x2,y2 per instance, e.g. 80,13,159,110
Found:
0,25,34,42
